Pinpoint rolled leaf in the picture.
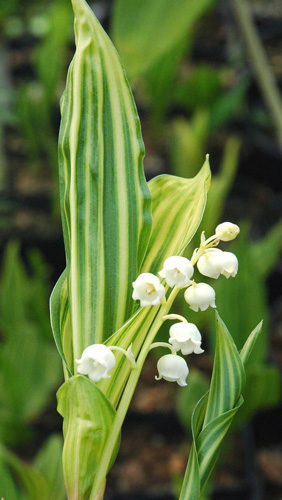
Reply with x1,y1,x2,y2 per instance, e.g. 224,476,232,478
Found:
58,0,152,362
57,375,118,500
179,313,262,499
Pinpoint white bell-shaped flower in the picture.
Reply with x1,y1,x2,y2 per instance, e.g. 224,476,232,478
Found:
215,222,240,241
132,272,165,307
76,344,116,382
197,249,224,279
159,256,194,288
169,321,204,355
220,251,238,278
184,281,216,312
156,354,189,387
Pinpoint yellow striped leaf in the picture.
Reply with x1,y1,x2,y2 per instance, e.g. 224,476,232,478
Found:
142,156,211,274
57,375,118,500
58,0,151,363
179,313,262,499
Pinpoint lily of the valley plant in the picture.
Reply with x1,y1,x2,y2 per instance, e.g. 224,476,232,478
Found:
50,1,262,499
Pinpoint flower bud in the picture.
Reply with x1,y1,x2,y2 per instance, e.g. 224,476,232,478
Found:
76,344,116,382
215,222,240,242
220,251,238,278
197,249,224,279
184,282,216,312
132,272,165,307
156,354,189,387
159,256,194,288
169,321,204,355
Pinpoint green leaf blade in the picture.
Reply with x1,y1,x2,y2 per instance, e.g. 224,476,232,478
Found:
59,0,152,361
142,157,211,274
57,375,119,499
203,311,244,427
180,314,262,499
111,0,215,80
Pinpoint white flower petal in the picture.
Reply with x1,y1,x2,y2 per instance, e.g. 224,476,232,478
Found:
156,354,189,386
197,249,224,279
76,344,116,382
168,321,203,356
184,282,216,312
215,222,240,242
159,256,194,288
132,273,165,307
220,252,238,278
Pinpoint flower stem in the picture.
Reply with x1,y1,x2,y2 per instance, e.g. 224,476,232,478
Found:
90,286,179,498
109,345,136,368
163,313,187,323
149,342,176,355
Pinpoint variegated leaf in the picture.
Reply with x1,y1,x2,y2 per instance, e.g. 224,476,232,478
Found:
58,0,152,363
179,313,262,499
57,375,118,500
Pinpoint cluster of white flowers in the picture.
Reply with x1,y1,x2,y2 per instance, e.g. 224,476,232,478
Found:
75,222,239,387
132,221,239,387
132,222,239,311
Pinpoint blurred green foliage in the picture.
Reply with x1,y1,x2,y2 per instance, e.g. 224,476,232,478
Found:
0,242,62,443
17,0,72,176
0,435,65,499
111,0,215,82
0,242,64,497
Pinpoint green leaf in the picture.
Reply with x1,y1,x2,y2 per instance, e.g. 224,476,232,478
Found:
0,243,62,445
142,156,211,274
35,0,72,100
251,218,282,277
57,375,118,499
58,0,152,363
174,65,222,111
146,36,189,126
169,113,210,179
239,320,263,366
176,369,210,435
0,241,26,332
199,136,240,236
0,324,61,438
0,452,20,500
50,269,73,376
212,224,268,365
179,312,262,499
2,445,50,500
111,0,215,81
209,79,249,130
203,313,244,427
34,435,66,500
234,364,281,428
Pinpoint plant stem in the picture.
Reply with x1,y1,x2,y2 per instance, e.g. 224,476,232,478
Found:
150,342,176,354
90,287,179,498
230,0,282,152
163,313,187,323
